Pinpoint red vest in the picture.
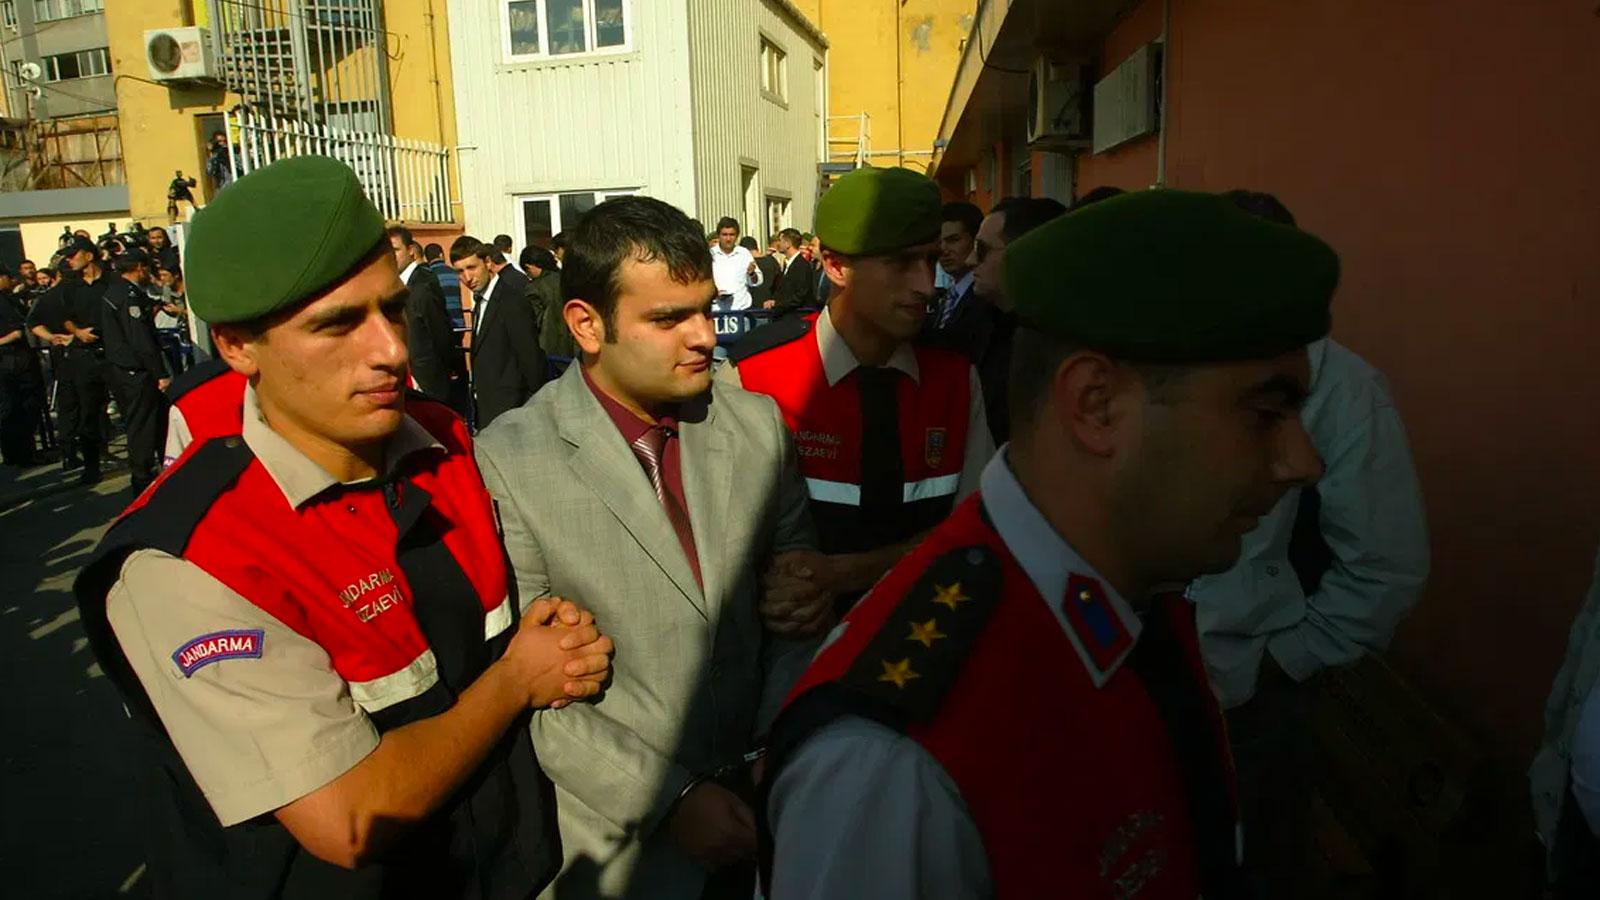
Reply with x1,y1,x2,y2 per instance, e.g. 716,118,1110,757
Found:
133,400,509,697
76,398,556,898
164,360,247,468
734,314,972,555
770,495,1243,899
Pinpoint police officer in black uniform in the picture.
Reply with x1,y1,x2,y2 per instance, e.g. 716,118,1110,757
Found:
26,263,80,470
58,236,114,484
101,250,171,491
0,265,43,467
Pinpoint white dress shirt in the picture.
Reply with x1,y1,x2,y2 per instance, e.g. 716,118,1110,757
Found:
710,244,761,310
399,260,420,285
1187,338,1430,709
767,450,1146,899
473,272,499,336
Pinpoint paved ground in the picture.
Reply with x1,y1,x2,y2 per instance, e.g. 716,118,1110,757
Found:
0,463,153,898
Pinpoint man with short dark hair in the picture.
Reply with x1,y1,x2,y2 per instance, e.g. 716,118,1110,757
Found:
476,195,825,899
451,236,546,429
492,234,515,261
100,250,171,492
745,236,780,309
767,228,815,314
387,225,457,402
726,168,996,616
928,201,982,332
58,235,115,484
519,244,577,362
710,217,762,311
74,155,613,898
764,188,1337,899
147,225,181,274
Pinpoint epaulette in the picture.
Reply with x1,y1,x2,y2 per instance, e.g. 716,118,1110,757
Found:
727,314,813,364
836,543,1003,724
165,357,231,403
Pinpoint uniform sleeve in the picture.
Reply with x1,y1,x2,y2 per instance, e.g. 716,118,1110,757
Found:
127,299,169,376
957,364,997,503
162,405,193,468
106,549,380,827
768,716,991,899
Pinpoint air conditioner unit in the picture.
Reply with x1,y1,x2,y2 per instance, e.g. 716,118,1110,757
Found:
145,27,219,84
1026,57,1092,148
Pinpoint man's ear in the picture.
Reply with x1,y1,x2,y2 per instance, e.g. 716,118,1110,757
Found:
210,325,261,379
1051,351,1137,458
564,299,605,355
820,250,850,290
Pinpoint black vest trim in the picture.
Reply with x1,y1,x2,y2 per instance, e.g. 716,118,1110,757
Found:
165,357,232,403
757,543,1002,894
727,313,811,364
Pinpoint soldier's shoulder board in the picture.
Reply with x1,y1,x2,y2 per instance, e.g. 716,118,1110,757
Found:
837,544,1003,724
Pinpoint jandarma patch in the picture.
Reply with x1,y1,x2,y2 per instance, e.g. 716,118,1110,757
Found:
172,629,264,677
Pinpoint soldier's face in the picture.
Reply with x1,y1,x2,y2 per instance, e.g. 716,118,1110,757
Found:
1106,349,1323,582
830,241,938,342
569,256,716,411
217,247,411,451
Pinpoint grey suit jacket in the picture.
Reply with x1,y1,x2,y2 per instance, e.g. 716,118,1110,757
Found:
474,364,817,900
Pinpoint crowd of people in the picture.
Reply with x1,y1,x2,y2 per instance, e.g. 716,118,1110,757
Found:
7,147,1582,900
0,223,191,486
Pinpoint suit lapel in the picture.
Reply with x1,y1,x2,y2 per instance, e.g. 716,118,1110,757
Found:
555,368,708,616
678,391,731,615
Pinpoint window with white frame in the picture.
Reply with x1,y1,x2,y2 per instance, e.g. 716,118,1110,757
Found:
43,47,110,81
515,188,638,250
2,2,18,30
760,38,786,103
765,197,791,239
32,0,102,23
504,0,629,61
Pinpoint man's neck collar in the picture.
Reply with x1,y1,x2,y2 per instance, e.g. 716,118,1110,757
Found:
581,361,673,424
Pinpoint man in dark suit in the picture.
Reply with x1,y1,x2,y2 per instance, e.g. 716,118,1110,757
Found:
745,236,782,309
925,196,1066,446
450,236,546,430
768,228,816,315
387,226,457,402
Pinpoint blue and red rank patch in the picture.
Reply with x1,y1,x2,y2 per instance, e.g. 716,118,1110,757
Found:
172,629,265,677
1061,574,1133,672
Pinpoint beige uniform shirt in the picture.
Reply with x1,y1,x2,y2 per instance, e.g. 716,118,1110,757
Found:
717,306,995,504
108,384,442,826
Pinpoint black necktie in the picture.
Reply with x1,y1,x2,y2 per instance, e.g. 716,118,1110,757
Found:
855,366,904,538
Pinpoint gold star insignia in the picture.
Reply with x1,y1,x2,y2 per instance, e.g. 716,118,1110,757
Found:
878,658,920,689
907,618,946,648
932,582,970,611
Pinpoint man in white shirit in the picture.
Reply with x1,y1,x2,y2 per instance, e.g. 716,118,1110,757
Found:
709,217,763,311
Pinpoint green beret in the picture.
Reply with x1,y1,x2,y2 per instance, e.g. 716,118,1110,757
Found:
815,166,941,256
1004,189,1338,362
185,155,386,324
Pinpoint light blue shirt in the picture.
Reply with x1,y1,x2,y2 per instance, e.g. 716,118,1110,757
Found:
1573,681,1600,836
